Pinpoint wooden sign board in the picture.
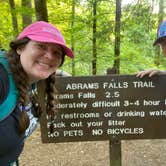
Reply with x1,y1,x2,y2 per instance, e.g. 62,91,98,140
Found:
40,75,166,143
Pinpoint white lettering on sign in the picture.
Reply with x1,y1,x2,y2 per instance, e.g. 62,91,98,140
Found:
70,121,83,127
63,130,84,137
103,81,128,89
48,131,60,137
105,91,120,98
92,129,103,135
117,110,145,117
47,121,66,128
149,110,166,116
123,100,140,106
87,121,103,128
132,81,155,88
78,92,96,99
55,93,74,99
55,102,87,109
107,128,144,135
143,100,160,106
104,112,113,117
92,100,120,108
66,82,99,90
60,112,100,119
108,120,125,126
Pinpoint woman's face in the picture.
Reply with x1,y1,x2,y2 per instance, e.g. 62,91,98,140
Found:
18,40,63,83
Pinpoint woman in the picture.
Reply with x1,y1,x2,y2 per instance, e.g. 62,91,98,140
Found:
0,21,74,166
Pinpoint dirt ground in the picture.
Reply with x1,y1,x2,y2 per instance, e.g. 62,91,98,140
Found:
19,126,166,166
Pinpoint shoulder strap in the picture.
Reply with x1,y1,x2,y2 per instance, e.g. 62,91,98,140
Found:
0,51,18,121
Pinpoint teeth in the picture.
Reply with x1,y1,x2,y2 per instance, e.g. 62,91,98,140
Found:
38,62,50,69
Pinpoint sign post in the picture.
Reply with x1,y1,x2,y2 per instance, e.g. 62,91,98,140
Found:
110,138,121,166
107,69,121,166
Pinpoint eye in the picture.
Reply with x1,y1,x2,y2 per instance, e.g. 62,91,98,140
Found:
53,50,63,58
36,43,47,50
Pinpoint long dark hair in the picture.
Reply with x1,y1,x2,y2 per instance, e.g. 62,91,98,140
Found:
7,37,65,135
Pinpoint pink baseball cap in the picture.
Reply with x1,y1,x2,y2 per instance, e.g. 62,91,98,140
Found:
17,21,74,58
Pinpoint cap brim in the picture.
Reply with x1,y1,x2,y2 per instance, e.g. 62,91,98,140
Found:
24,35,74,58
61,45,74,58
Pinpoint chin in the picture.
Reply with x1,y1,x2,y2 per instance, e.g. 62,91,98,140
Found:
39,75,50,80
32,70,55,81
31,75,49,82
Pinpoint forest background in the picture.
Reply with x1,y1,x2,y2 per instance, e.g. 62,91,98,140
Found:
0,0,166,76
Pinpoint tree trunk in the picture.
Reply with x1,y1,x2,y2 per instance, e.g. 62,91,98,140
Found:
34,0,48,21
8,0,18,34
92,0,97,75
113,0,121,74
21,0,32,28
71,0,75,76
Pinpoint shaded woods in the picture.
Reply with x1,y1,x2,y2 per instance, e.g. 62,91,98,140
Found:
0,0,165,76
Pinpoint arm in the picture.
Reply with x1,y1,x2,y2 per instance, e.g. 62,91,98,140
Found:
136,69,166,78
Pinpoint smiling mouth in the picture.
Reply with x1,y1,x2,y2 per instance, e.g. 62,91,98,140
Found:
38,62,51,69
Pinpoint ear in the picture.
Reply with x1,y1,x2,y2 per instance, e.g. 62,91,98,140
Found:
16,48,22,55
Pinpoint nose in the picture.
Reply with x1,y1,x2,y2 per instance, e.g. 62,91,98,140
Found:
44,50,54,60
44,50,62,67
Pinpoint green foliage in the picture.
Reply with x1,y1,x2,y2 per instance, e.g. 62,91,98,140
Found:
0,0,165,75
0,0,36,49
119,0,164,74
0,1,13,48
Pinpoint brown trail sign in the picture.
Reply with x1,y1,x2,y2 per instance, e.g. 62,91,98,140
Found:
39,74,166,143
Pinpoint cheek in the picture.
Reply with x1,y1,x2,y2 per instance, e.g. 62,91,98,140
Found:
20,50,35,71
20,53,28,67
55,57,63,67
